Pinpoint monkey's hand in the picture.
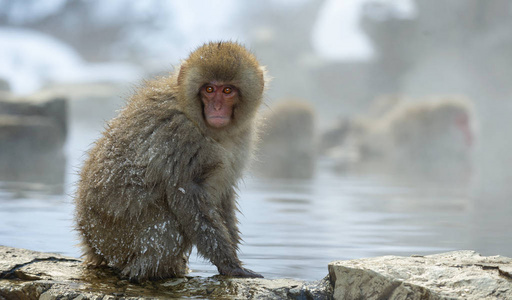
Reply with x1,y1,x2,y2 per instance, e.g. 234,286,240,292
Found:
218,265,264,278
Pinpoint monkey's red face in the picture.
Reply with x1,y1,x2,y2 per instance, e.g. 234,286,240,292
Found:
455,113,473,146
200,83,238,128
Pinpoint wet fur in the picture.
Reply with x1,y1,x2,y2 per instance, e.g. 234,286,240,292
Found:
75,41,266,281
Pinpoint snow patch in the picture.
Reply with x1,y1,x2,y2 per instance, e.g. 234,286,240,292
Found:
0,27,141,95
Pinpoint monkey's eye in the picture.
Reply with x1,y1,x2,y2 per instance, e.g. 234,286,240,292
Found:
205,86,214,93
223,87,232,94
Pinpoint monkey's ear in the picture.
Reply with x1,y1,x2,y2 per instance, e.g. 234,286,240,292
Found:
177,64,187,87
260,66,272,91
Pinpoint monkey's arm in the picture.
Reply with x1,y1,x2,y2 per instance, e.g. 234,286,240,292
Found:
171,185,260,277
220,191,242,251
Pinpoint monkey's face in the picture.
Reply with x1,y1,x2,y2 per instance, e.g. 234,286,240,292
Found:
177,42,266,134
200,82,239,128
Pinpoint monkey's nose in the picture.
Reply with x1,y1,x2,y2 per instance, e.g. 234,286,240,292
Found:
213,98,223,111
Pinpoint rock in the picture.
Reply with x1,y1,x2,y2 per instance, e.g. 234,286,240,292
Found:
40,82,128,126
0,79,10,92
0,246,331,299
3,247,510,299
0,92,68,191
329,250,512,300
0,91,67,141
0,115,64,152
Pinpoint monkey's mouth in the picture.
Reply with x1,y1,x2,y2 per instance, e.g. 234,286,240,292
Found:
206,116,231,128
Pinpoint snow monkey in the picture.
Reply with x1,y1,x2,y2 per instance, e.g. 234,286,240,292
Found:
75,41,267,281
254,99,316,179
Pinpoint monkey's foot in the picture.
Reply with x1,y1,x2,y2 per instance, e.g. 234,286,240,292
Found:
218,266,264,278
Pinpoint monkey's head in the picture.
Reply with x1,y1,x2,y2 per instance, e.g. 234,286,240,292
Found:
177,41,266,135
430,98,475,147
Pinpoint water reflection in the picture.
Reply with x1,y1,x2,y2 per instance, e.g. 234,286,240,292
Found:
1,160,511,281
235,170,471,279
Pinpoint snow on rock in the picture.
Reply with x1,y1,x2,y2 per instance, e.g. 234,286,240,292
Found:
0,27,141,95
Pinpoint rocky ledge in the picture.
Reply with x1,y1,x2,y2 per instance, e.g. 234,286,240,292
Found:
329,251,512,300
0,246,511,300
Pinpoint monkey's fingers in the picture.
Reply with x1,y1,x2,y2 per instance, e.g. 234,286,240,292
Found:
239,267,264,278
220,266,264,278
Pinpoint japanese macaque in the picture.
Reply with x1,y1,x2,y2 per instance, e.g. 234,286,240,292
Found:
253,100,316,179
318,118,364,168
75,41,267,281
321,97,477,171
359,96,476,162
319,96,401,158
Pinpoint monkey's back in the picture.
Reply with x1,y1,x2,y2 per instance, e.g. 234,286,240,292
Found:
74,77,245,280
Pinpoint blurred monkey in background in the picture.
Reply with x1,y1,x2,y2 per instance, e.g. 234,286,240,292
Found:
253,99,316,179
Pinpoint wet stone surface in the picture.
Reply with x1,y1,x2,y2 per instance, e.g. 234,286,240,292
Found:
0,246,331,299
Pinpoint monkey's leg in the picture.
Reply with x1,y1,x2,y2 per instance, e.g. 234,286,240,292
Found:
80,240,106,266
171,191,263,278
80,209,191,281
76,210,109,267
117,215,193,281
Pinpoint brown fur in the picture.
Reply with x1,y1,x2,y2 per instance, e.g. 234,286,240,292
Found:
74,41,266,281
360,96,476,161
254,100,316,179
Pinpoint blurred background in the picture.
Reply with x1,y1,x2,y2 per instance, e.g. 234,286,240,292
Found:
0,0,511,281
